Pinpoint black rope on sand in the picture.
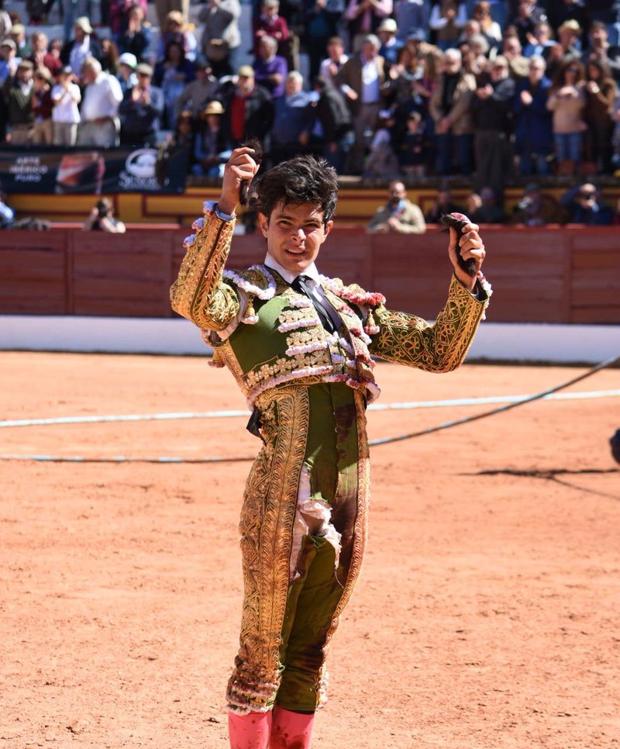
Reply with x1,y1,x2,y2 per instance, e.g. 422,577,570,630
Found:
0,354,617,464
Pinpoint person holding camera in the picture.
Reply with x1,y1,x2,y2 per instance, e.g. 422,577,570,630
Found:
51,65,81,145
563,182,613,225
82,198,126,233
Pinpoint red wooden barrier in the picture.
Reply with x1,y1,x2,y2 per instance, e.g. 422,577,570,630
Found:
0,226,618,323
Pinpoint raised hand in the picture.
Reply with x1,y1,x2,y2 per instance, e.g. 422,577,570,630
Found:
218,147,259,215
448,222,486,290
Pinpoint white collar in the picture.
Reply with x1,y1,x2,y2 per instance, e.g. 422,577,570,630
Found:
264,252,321,285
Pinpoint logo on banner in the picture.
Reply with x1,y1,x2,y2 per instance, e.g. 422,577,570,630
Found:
118,148,158,189
9,155,48,183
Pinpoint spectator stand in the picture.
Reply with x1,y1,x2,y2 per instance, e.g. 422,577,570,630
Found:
6,181,620,227
1,0,620,222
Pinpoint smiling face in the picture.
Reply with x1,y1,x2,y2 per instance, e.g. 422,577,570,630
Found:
258,202,333,275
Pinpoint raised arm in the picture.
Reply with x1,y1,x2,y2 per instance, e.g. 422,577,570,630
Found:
369,220,490,371
170,147,258,330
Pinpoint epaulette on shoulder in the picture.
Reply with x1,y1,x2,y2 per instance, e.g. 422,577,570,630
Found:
223,264,277,300
319,275,386,308
222,264,277,325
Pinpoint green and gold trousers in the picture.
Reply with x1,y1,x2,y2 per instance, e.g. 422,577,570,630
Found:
226,381,370,715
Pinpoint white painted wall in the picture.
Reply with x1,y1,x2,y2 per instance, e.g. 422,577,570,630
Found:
1,316,619,363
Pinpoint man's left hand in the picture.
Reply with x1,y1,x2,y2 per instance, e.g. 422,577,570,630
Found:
448,222,486,291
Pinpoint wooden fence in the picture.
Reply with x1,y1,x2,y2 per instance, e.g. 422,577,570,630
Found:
1,225,618,323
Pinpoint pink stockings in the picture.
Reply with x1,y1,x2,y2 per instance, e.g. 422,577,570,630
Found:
270,707,315,749
228,707,315,749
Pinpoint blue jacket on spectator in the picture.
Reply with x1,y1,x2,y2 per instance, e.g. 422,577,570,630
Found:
395,0,430,43
569,203,614,225
513,75,553,156
272,90,314,144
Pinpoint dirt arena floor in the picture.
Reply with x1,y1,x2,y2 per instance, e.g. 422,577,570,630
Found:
1,352,619,749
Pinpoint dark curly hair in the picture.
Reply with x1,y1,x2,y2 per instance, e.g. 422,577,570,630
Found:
255,155,339,224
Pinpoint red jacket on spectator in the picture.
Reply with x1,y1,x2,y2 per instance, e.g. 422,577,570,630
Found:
253,14,289,56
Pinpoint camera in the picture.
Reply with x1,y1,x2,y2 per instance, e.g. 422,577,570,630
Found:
96,199,110,218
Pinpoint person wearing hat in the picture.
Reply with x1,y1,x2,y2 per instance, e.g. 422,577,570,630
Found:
377,18,403,65
51,65,81,145
155,0,190,33
175,57,219,118
119,62,164,146
61,16,102,77
557,18,583,58
193,99,231,176
117,52,139,95
5,60,35,145
157,10,198,63
199,0,242,78
9,24,31,60
0,38,18,86
219,64,274,146
335,34,389,173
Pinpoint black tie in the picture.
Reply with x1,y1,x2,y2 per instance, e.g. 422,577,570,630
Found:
292,275,343,334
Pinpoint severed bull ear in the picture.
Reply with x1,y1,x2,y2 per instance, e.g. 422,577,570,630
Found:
440,212,477,277
239,137,263,207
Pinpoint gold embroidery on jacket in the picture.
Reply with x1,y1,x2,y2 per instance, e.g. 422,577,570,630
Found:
370,276,487,372
170,211,239,331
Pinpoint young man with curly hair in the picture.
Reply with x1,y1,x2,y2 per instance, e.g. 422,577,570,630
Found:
170,148,490,749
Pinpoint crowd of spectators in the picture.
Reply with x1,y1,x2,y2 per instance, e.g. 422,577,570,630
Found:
0,0,619,190
420,179,619,226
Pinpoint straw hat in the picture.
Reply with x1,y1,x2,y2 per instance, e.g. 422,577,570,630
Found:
74,16,93,34
203,100,224,116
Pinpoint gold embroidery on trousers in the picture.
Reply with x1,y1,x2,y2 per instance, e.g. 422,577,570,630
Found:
226,386,310,714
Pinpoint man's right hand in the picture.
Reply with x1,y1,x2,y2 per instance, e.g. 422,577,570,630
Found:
218,147,259,216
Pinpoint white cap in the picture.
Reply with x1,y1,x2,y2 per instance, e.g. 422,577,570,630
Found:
378,18,397,33
118,52,138,69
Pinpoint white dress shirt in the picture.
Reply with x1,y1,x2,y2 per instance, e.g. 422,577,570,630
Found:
80,73,123,121
69,36,91,76
51,82,81,123
264,252,321,285
360,56,380,104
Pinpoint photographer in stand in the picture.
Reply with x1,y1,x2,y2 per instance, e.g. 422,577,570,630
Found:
82,198,126,233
